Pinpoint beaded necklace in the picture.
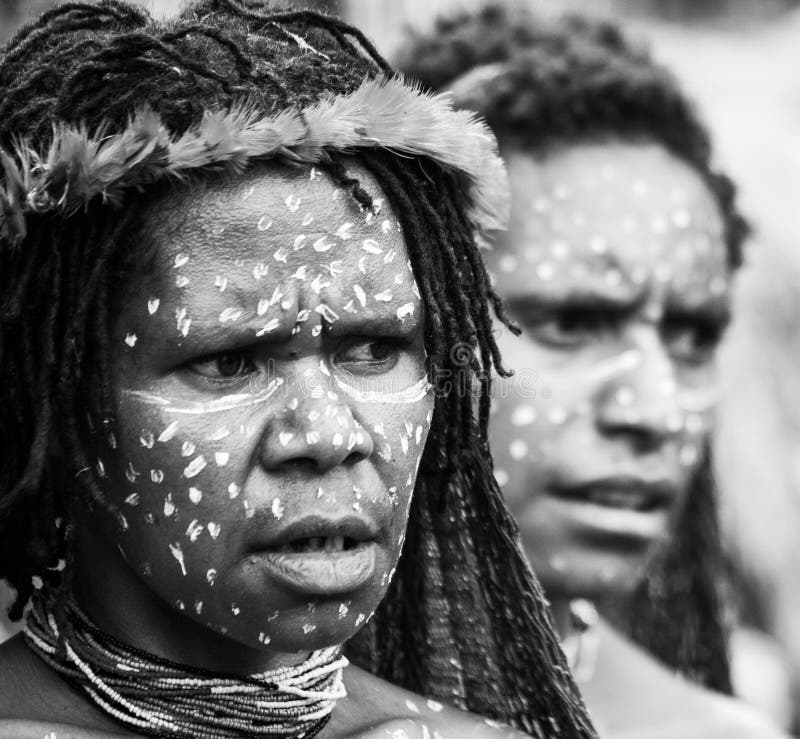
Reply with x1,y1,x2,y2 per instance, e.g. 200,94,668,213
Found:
560,599,601,685
23,589,348,738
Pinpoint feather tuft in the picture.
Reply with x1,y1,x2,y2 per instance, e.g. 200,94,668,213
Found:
0,76,508,242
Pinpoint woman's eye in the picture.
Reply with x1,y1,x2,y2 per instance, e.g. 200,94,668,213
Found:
334,339,400,373
662,319,722,364
188,352,256,379
528,308,611,347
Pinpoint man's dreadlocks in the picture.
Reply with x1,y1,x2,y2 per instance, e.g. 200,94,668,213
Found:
398,4,747,694
0,1,597,736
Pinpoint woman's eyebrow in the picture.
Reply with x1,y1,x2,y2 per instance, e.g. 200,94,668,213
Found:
323,309,423,337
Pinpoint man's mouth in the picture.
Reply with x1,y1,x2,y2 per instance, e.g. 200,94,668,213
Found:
550,477,676,512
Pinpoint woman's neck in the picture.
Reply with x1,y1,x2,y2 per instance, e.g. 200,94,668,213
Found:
71,512,309,675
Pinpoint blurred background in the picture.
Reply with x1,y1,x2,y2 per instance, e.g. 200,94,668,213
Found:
2,0,800,730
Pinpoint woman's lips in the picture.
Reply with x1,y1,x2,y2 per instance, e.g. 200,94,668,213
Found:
245,514,380,596
251,541,377,596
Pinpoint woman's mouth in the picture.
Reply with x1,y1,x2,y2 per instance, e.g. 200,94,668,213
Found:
247,516,379,596
279,535,359,554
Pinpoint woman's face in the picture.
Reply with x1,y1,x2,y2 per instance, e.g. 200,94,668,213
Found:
488,142,730,599
91,162,433,655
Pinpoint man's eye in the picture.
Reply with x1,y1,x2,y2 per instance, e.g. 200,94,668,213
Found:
662,318,723,364
527,308,612,348
188,352,256,379
334,339,400,373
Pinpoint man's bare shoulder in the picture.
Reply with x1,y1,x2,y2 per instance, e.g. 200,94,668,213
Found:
696,692,789,739
587,621,788,739
338,665,527,738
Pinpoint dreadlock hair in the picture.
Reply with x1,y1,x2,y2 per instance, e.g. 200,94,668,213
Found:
397,4,746,694
0,2,598,736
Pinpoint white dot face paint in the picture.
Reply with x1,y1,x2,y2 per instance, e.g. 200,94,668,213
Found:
91,161,433,661
487,143,730,599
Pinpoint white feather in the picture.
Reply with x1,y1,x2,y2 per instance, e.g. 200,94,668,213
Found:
0,76,509,242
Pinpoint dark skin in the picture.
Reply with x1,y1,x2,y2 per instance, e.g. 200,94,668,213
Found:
0,635,525,738
0,164,526,738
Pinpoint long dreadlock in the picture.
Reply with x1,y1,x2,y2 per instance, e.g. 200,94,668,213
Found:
397,4,747,694
0,1,597,735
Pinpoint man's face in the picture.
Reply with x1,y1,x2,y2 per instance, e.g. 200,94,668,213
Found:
488,143,730,599
94,162,433,653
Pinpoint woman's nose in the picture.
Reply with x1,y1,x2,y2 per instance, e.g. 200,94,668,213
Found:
256,367,374,474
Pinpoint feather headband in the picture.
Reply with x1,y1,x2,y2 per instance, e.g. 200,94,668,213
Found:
0,75,508,244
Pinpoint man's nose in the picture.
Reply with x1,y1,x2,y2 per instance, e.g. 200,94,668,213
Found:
594,325,683,453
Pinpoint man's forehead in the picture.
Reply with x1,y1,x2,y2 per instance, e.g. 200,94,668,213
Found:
488,142,728,289
504,142,723,234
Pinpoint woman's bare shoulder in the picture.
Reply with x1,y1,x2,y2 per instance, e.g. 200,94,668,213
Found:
0,635,135,735
338,665,527,738
0,720,134,739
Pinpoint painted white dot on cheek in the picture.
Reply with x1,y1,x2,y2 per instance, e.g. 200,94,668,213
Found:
494,469,509,487
147,297,160,315
589,235,608,254
125,462,139,483
509,439,528,461
158,421,180,443
615,387,635,406
169,543,187,576
228,482,240,499
214,451,230,466
679,443,700,467
547,407,568,425
271,498,285,519
186,519,203,542
684,413,706,435
510,405,537,427
188,487,202,504
124,333,137,347
498,255,517,273
183,455,207,478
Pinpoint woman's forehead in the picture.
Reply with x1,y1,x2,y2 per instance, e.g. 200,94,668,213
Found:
115,161,420,342
139,161,398,264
